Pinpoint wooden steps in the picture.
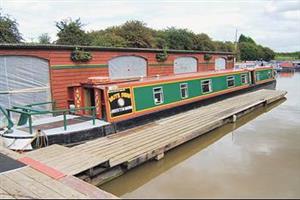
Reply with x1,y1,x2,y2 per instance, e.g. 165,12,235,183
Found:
22,89,286,180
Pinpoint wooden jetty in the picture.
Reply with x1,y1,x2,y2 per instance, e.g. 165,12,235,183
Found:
0,146,117,199
1,89,287,189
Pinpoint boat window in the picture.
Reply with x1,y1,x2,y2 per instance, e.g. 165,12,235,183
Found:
241,74,248,84
201,80,212,93
180,83,188,99
256,73,260,81
268,71,272,78
153,87,164,105
227,76,235,88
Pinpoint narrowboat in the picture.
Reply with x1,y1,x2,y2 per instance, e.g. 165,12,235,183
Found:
0,66,275,150
68,66,275,123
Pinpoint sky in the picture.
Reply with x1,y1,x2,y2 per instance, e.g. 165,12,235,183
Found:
0,0,299,52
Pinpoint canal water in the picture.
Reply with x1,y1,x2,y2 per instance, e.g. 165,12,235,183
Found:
100,72,300,198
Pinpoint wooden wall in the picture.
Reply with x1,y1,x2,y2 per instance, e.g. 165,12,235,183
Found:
0,48,234,109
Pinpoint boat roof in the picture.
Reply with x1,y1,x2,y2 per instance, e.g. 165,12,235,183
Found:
83,66,272,89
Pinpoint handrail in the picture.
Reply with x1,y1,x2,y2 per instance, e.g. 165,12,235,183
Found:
0,106,14,129
24,101,56,107
6,105,96,134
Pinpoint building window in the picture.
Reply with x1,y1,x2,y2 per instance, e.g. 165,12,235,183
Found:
201,79,212,94
227,76,235,88
241,74,248,84
153,87,164,105
180,83,188,99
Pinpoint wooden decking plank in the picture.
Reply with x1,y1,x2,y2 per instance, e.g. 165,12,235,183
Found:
0,173,39,199
25,144,69,161
57,156,108,175
90,96,256,160
0,187,15,199
0,146,24,160
94,112,218,161
73,98,244,157
111,118,227,166
18,167,88,199
4,170,63,199
60,176,118,199
109,115,224,166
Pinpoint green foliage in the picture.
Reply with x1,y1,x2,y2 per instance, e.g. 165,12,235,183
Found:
275,52,300,60
204,54,212,61
0,12,22,43
153,30,168,49
117,20,155,48
156,49,168,62
162,27,194,50
71,47,92,62
214,41,235,52
38,33,51,44
238,34,275,61
238,42,258,61
192,33,216,51
238,34,255,44
56,18,91,45
86,23,232,52
261,46,275,61
88,30,127,47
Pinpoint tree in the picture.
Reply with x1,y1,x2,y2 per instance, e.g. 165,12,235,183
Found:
238,34,255,44
0,12,22,43
215,41,235,52
238,42,258,61
192,33,216,51
116,20,155,48
238,34,275,61
163,27,194,50
55,18,90,45
88,29,127,47
38,33,51,44
153,30,167,49
261,46,275,61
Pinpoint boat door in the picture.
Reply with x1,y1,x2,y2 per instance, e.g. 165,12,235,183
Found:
83,87,95,115
84,87,108,120
100,89,107,120
249,70,256,85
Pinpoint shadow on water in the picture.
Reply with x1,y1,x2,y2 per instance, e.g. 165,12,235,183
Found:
100,98,286,196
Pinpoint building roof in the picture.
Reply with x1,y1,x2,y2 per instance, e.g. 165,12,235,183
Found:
0,43,235,55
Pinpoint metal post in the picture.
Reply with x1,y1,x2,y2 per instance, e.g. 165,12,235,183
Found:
28,114,33,134
63,112,67,131
52,101,56,116
92,108,96,126
6,110,12,130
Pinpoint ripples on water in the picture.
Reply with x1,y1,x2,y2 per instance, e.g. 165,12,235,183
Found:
101,72,300,198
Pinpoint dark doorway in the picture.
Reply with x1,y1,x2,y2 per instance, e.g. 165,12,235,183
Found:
100,89,107,120
250,71,256,85
84,88,95,115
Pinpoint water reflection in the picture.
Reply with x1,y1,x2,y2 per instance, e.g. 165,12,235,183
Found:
278,71,295,78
